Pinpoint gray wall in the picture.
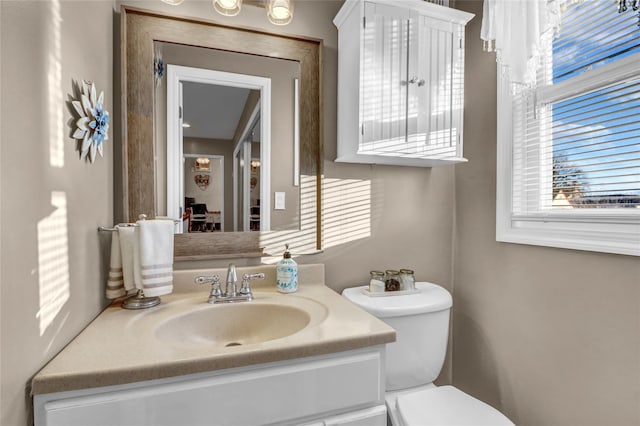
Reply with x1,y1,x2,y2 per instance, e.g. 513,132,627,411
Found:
0,1,114,425
453,2,640,425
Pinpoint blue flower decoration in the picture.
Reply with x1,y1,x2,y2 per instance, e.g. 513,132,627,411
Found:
71,81,109,162
154,54,165,85
90,102,110,146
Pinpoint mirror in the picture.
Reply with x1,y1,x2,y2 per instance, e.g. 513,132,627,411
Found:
122,6,322,259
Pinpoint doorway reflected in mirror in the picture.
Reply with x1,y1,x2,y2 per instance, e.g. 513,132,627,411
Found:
165,64,272,233
183,155,223,233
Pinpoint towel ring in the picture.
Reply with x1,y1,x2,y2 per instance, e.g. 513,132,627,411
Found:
101,214,174,309
122,289,161,310
97,216,180,232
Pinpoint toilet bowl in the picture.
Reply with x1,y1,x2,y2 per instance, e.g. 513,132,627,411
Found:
342,282,513,426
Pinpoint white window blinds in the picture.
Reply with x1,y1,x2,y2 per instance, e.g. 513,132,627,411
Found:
512,0,640,214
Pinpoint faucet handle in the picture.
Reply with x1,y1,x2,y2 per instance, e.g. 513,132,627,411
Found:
195,275,220,285
195,275,222,299
239,273,265,299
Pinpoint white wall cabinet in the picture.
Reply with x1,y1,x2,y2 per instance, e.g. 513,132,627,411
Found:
33,347,386,426
334,0,474,167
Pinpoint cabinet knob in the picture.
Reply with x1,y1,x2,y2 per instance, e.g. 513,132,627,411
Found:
408,77,426,87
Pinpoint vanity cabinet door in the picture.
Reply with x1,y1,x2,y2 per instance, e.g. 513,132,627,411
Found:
334,0,474,167
323,405,387,426
301,405,386,426
34,348,385,426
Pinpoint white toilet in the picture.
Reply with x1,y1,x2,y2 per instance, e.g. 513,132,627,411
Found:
342,282,514,426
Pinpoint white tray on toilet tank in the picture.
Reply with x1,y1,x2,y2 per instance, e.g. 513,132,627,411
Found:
361,288,421,297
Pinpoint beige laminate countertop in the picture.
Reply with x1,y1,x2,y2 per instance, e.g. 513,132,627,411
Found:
32,264,395,395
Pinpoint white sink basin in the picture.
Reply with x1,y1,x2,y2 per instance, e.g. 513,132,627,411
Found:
154,301,318,348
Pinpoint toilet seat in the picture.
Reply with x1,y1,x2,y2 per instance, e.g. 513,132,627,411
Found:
396,386,514,426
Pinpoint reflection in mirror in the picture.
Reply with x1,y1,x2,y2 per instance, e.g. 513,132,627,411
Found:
234,117,263,232
183,155,224,232
122,7,322,259
157,42,301,234
165,63,272,234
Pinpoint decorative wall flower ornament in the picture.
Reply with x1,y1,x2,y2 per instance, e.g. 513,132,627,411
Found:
71,81,109,163
154,51,165,86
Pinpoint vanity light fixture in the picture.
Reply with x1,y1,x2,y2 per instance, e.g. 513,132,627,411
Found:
213,0,242,16
266,0,294,25
161,0,293,25
195,157,211,172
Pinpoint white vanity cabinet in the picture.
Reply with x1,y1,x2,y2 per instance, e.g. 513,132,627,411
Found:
334,0,474,167
33,347,386,426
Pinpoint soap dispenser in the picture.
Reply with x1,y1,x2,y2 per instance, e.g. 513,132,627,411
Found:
276,244,298,293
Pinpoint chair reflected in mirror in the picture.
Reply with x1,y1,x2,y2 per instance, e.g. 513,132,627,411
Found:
189,203,208,232
209,211,222,231
183,198,221,232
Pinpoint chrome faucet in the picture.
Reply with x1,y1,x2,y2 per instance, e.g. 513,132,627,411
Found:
194,263,264,304
225,263,238,297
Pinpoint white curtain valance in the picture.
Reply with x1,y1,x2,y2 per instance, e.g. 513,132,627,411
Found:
481,0,565,91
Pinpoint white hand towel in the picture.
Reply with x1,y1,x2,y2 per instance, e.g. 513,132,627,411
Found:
105,230,125,299
118,225,142,292
137,219,174,297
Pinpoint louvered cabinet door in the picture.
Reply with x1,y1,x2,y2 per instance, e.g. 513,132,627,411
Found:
411,13,466,160
360,1,411,155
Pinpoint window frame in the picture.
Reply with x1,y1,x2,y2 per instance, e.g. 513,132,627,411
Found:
496,51,640,257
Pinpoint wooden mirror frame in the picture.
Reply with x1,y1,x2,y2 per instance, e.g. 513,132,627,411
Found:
121,6,322,259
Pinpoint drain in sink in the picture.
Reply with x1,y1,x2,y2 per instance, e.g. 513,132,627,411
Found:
225,342,242,347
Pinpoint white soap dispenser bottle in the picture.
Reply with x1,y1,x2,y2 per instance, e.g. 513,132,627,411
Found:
276,244,298,293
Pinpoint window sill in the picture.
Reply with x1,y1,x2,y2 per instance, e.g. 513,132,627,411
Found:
496,217,640,256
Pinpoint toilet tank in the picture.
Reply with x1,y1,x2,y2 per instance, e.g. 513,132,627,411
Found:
342,282,452,391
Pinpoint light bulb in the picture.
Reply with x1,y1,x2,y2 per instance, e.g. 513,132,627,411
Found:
219,0,237,8
271,5,289,19
213,0,242,16
267,0,293,25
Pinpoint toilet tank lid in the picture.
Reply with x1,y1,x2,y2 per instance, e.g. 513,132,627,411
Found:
341,282,452,318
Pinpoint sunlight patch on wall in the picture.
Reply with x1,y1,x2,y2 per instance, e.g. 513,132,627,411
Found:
47,0,64,168
37,191,70,336
323,177,371,249
260,174,319,261
261,176,372,259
